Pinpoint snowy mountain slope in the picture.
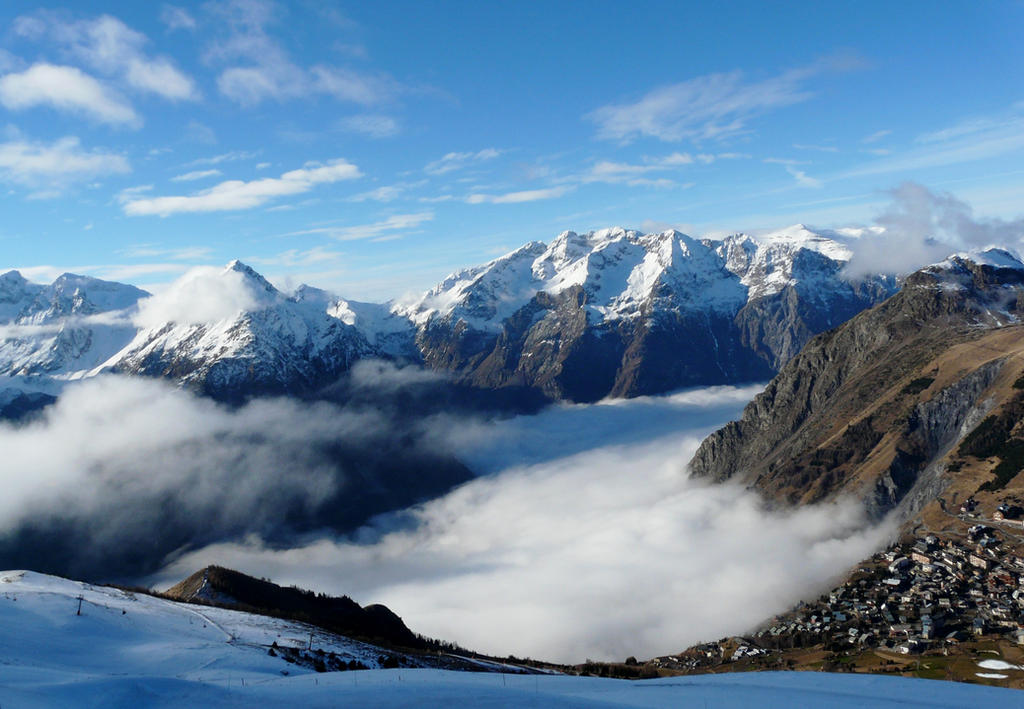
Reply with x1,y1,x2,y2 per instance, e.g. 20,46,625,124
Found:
0,570,1018,708
295,284,417,358
0,270,147,390
0,224,901,404
397,224,898,400
105,262,383,400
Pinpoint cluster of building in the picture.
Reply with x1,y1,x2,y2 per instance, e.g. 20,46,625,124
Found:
657,523,1024,671
757,528,1024,656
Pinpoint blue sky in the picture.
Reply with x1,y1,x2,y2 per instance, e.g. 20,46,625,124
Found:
1,0,1023,300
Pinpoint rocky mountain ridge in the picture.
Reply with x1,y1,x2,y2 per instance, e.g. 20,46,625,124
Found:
688,248,1024,521
0,224,897,403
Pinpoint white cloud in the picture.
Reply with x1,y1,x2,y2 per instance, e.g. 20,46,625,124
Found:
862,129,891,144
160,5,197,32
247,246,345,268
288,212,434,241
153,386,892,663
92,262,194,282
844,108,1024,179
588,69,807,143
183,150,259,167
0,374,417,580
183,120,216,144
122,159,361,216
425,149,501,175
0,136,130,189
14,12,198,102
466,186,572,204
785,165,822,188
117,184,153,200
585,161,657,180
578,152,718,187
119,245,214,260
310,66,399,105
133,264,268,327
586,56,858,144
0,63,138,126
216,65,292,104
657,151,694,165
337,114,400,138
0,49,19,73
170,169,222,182
206,0,400,106
793,143,839,153
346,185,404,202
843,182,1024,279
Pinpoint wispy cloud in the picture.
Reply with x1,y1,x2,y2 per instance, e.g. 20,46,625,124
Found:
160,5,197,32
0,64,138,126
842,107,1024,179
337,114,400,138
586,55,859,144
121,159,361,216
288,211,434,240
793,143,839,153
579,151,744,186
425,148,501,175
170,169,222,182
118,245,214,260
0,136,130,191
345,183,420,203
861,129,891,144
14,11,198,101
763,157,808,165
466,186,572,204
785,165,822,188
246,246,345,268
182,150,260,167
206,0,401,106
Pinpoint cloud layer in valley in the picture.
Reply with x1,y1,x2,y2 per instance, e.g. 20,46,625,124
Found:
152,385,893,664
0,371,474,579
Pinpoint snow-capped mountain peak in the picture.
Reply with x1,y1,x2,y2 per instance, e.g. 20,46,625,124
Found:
0,226,901,403
225,259,279,297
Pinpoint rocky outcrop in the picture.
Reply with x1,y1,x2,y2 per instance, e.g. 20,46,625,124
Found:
688,251,1024,520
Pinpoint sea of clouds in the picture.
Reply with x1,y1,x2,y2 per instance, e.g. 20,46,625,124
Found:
146,382,894,663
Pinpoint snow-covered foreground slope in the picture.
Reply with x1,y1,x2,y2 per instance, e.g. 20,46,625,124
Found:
0,570,1018,708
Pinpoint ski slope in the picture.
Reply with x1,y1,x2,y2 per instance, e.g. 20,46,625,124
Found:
1,571,1022,708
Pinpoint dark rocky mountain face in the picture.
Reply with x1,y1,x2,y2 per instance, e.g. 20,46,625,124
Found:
403,227,898,402
688,252,1024,521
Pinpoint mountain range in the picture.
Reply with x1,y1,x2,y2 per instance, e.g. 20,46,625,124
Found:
0,223,898,405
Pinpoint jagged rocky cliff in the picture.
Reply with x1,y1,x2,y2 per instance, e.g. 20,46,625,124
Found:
689,250,1024,520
